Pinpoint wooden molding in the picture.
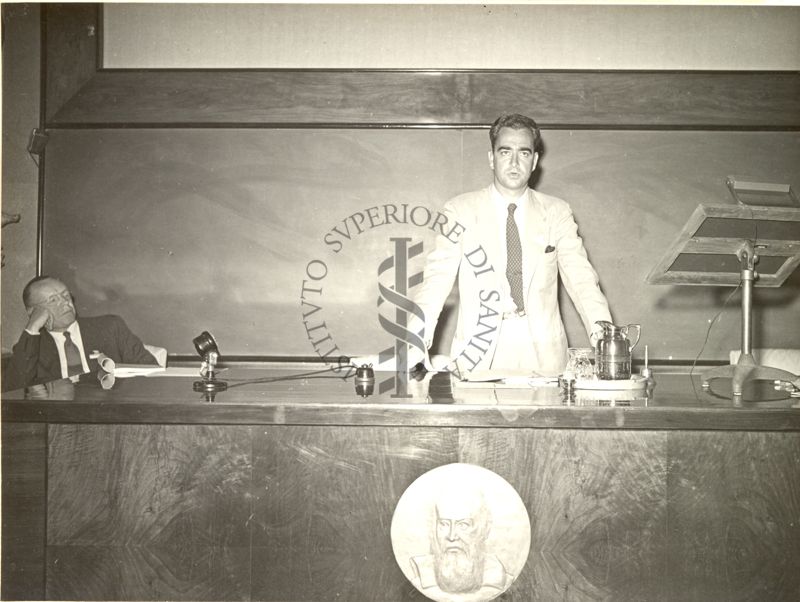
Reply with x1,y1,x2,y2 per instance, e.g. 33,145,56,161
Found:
48,69,800,129
42,7,800,129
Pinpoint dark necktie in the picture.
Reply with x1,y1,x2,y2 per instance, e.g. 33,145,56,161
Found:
63,332,83,376
506,203,525,313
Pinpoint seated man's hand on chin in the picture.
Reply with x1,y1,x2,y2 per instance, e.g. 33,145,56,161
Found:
25,306,54,333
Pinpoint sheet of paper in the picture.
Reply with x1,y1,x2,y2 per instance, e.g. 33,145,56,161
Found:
457,370,558,388
349,354,459,373
144,366,203,378
349,354,427,372
111,364,166,378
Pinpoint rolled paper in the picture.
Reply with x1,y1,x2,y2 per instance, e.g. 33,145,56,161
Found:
93,352,116,374
99,371,116,390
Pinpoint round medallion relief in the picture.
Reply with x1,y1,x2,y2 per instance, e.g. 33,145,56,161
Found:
390,463,531,602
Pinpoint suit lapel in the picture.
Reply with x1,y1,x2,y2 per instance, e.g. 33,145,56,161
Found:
523,189,549,289
76,318,95,354
76,318,107,371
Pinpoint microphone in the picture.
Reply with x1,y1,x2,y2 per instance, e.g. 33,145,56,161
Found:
192,331,228,396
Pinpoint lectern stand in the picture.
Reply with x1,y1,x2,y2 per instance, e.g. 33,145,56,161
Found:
647,198,800,398
699,240,796,396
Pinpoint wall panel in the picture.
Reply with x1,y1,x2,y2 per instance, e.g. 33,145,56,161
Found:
42,128,800,360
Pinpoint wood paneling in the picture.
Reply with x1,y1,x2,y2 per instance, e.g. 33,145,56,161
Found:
32,422,800,600
1,423,46,601
460,429,669,601
665,431,800,601
250,425,458,601
46,424,253,600
50,70,800,128
46,545,251,602
42,424,459,601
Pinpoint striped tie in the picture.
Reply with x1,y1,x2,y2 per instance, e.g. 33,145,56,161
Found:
506,203,524,313
63,332,83,376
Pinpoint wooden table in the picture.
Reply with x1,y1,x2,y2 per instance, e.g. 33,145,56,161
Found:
3,362,799,601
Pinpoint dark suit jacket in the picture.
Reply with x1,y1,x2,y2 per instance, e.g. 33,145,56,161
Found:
3,315,156,391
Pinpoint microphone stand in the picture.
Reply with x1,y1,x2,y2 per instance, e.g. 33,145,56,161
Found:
702,241,796,398
194,349,228,398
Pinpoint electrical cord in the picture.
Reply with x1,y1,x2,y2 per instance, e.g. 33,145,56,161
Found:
689,282,742,393
224,365,355,389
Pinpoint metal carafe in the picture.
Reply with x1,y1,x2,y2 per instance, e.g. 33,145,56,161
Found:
595,321,641,380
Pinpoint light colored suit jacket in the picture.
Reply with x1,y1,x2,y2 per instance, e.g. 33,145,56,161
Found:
413,186,612,376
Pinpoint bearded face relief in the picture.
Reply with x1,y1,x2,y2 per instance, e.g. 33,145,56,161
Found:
432,491,492,593
391,463,530,602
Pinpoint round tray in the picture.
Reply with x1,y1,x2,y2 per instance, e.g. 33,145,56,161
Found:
573,375,648,390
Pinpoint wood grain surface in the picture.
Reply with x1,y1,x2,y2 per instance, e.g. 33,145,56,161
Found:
459,428,800,602
459,429,670,601
250,425,458,601
4,370,800,431
1,423,47,601
21,422,798,600
46,424,253,600
42,8,800,127
50,70,800,128
665,431,800,602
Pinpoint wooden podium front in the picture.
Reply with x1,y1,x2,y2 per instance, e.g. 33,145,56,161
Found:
3,363,799,601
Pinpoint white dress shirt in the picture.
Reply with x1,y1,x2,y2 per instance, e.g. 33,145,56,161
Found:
47,321,89,380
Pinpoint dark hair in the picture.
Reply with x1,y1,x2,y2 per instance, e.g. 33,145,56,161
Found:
22,275,57,307
489,114,542,153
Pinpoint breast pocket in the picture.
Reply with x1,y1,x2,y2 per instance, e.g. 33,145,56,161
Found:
533,249,558,290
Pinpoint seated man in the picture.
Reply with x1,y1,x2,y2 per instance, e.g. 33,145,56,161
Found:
3,276,157,391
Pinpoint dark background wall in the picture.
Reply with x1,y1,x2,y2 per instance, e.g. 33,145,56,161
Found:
41,128,800,358
3,3,800,361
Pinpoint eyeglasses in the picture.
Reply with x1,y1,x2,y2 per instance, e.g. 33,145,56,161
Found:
35,291,72,306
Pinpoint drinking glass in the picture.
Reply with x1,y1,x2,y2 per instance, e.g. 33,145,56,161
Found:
566,347,595,380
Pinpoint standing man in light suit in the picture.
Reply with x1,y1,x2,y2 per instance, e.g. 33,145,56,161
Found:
413,114,612,376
